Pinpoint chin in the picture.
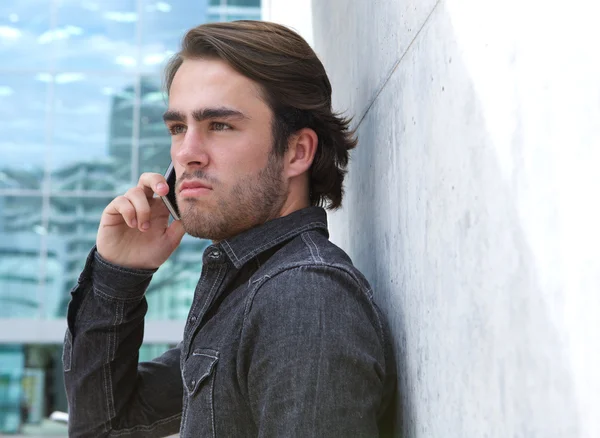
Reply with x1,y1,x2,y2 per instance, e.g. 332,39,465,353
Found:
180,214,225,241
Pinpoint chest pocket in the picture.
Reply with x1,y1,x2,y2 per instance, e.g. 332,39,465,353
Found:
181,348,219,437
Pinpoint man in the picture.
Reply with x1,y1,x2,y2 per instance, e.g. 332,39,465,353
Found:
63,20,395,437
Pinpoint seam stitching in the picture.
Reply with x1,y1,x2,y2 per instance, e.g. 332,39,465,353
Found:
109,413,182,436
210,365,217,438
196,265,225,322
226,221,327,266
222,239,239,262
301,234,318,263
94,254,156,276
94,286,144,303
305,232,324,263
192,353,219,360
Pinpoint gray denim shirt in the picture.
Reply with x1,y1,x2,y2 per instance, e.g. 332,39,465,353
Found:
63,207,396,437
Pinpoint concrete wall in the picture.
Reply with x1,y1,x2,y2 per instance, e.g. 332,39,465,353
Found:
261,0,313,46
312,0,600,437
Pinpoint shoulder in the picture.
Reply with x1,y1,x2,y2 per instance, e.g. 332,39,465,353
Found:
242,230,381,334
257,229,373,297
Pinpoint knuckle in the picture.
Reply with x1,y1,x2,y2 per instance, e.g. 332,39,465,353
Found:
125,186,143,198
116,198,134,214
139,172,159,183
123,205,136,218
108,196,126,209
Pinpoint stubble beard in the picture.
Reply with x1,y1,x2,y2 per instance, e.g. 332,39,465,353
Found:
179,154,287,241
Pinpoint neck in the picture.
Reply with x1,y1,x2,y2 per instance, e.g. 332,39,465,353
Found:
277,174,311,218
278,196,310,219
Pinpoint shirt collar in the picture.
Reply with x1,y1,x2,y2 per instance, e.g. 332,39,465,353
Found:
214,206,329,269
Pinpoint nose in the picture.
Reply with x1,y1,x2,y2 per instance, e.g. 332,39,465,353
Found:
173,127,210,169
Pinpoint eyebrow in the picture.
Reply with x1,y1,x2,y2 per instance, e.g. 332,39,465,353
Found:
162,107,249,124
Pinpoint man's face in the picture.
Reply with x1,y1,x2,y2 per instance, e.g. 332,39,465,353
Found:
165,58,287,241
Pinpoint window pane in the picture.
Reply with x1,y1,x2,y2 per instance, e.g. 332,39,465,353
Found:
55,0,138,71
0,342,170,434
0,196,43,319
0,1,53,70
225,13,261,21
50,74,136,192
140,0,209,73
0,74,48,191
207,0,261,23
139,76,170,175
0,345,25,434
226,0,261,6
209,0,261,6
47,195,111,317
0,344,69,433
139,343,174,362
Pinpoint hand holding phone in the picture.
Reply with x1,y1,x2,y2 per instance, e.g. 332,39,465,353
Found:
96,171,185,270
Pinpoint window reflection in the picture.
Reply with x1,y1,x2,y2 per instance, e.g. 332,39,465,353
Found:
0,196,43,319
0,1,53,70
1,1,262,432
139,76,171,175
141,0,208,73
0,344,27,434
51,74,136,190
47,196,111,316
0,75,49,191
207,0,261,22
55,0,138,71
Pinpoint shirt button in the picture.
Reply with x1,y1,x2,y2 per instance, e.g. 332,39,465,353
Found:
209,249,221,259
190,315,197,322
191,379,196,387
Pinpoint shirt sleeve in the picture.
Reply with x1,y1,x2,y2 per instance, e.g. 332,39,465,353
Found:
238,264,390,438
63,247,183,438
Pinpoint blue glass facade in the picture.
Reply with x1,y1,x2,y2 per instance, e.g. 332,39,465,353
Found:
0,0,261,433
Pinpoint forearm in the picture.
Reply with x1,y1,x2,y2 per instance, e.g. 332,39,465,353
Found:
64,248,181,437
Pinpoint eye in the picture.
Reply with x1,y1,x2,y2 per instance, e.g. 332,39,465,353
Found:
168,124,186,136
210,122,232,131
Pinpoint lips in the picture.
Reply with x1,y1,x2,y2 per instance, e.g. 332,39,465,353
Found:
180,180,212,191
179,180,213,197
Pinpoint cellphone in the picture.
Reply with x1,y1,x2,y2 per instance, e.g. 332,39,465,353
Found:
161,162,181,221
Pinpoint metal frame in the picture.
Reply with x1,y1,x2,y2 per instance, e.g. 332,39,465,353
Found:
0,0,263,345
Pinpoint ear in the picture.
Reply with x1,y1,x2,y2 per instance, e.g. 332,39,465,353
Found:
284,128,318,179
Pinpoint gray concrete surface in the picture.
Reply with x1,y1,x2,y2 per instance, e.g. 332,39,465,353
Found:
313,0,600,436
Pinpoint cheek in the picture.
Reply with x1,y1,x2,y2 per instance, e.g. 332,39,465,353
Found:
213,135,272,179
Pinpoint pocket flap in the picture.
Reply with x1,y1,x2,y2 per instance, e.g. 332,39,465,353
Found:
184,348,219,394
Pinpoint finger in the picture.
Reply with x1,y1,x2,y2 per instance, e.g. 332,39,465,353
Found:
124,187,152,231
149,195,171,219
105,196,138,228
165,218,186,251
137,172,170,198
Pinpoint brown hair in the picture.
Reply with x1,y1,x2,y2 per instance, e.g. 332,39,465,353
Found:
164,20,356,209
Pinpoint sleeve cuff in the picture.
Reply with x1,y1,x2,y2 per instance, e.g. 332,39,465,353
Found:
88,247,158,301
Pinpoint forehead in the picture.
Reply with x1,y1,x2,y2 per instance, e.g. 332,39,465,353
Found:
168,58,268,114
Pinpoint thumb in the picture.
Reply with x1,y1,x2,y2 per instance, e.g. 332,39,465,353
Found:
165,219,186,251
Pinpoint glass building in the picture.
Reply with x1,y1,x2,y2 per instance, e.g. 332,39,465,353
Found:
0,0,261,434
